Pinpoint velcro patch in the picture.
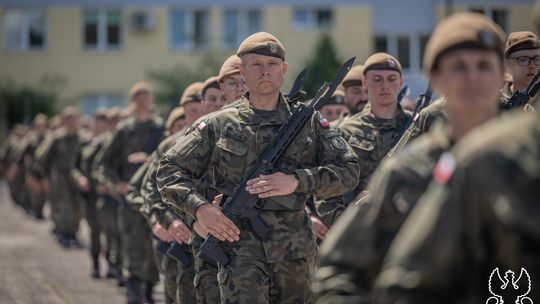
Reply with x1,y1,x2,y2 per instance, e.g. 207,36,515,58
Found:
433,152,457,184
197,121,207,130
319,117,330,128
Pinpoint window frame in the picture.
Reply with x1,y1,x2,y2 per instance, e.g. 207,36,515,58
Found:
169,8,211,52
2,8,47,53
292,7,334,31
81,8,124,53
222,8,262,50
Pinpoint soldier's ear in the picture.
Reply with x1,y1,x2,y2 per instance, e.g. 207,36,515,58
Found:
238,63,245,77
282,61,288,74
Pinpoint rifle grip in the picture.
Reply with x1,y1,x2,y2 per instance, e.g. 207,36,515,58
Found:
247,211,270,239
198,237,230,266
166,242,192,267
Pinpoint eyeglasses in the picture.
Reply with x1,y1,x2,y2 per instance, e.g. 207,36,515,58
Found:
508,56,540,66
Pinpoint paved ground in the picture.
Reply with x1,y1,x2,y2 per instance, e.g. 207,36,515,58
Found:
0,182,164,304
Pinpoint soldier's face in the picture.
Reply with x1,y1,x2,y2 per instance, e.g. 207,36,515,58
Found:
364,70,403,107
203,87,227,113
344,85,369,112
183,102,204,126
432,49,503,122
63,115,79,131
220,74,246,103
132,90,155,110
170,117,186,135
505,48,540,90
320,104,350,122
240,54,288,96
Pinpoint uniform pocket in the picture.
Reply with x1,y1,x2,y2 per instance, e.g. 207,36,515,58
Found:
349,135,375,151
216,136,248,156
217,265,232,286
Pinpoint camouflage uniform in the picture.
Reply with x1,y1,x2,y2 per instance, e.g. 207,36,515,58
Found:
39,128,85,240
314,121,453,303
98,116,162,298
500,80,539,112
158,94,360,303
315,105,411,226
373,107,540,303
21,130,48,218
142,132,199,304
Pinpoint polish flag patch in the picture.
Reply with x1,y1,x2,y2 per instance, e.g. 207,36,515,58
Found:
433,152,457,184
197,121,207,130
319,117,330,127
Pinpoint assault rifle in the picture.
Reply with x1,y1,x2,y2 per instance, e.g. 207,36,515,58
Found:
500,69,540,110
285,68,308,103
198,57,356,266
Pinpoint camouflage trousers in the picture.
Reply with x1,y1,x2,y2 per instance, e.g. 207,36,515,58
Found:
49,176,80,236
217,255,315,304
151,240,178,303
191,237,220,304
29,189,45,217
174,245,196,304
97,194,122,268
119,201,159,284
81,191,101,259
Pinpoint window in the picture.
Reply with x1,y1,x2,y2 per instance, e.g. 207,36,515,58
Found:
3,8,46,52
80,93,124,116
397,36,410,69
170,9,210,50
83,9,122,51
419,34,430,68
372,34,430,71
223,9,262,49
469,7,509,33
292,8,333,30
374,35,388,53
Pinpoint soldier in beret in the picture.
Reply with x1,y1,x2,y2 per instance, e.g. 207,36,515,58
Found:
341,65,369,114
219,55,247,103
319,90,350,122
157,32,359,303
315,12,507,303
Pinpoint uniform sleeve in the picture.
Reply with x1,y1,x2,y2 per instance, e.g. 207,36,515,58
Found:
97,129,123,190
373,164,470,303
37,136,56,178
71,142,86,183
126,160,149,216
157,122,214,218
293,113,360,199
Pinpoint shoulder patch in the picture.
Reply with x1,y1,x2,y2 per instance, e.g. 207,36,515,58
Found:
197,121,207,131
433,152,457,184
331,137,347,150
319,117,330,128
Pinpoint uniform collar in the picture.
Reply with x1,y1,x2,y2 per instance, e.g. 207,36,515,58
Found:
237,91,293,126
361,103,409,129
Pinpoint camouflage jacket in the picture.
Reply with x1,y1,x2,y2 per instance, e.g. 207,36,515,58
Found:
39,128,85,182
374,107,540,303
315,121,453,303
72,133,107,190
98,115,163,190
157,93,359,262
500,80,539,112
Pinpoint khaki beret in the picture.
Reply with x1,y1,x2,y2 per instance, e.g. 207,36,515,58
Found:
325,90,347,106
505,31,540,57
179,82,203,106
106,106,122,121
62,106,79,118
424,12,505,74
342,65,365,88
237,32,285,60
219,55,241,82
93,108,108,120
33,113,48,125
364,53,402,75
165,106,185,131
129,81,154,100
202,76,221,98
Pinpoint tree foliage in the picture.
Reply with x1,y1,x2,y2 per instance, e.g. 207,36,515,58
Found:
302,34,342,98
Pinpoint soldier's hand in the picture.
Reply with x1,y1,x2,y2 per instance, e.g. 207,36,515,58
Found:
193,221,209,239
127,152,149,164
310,215,329,240
246,172,299,198
168,219,191,244
152,222,173,242
77,175,90,192
196,203,240,243
115,182,128,196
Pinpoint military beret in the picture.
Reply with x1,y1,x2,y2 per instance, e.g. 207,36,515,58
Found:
363,53,402,75
424,12,505,74
106,106,122,121
129,81,154,100
93,108,108,120
237,32,285,60
342,65,364,88
202,76,221,98
533,1,540,35
218,55,241,82
33,113,48,125
505,31,540,57
62,106,79,118
165,106,185,131
179,82,203,106
326,90,347,106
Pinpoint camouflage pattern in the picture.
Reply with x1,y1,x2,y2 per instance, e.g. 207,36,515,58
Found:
97,115,163,285
373,106,540,303
314,121,453,303
157,93,360,303
2,132,30,209
500,80,539,112
39,128,86,237
21,130,48,217
140,132,198,304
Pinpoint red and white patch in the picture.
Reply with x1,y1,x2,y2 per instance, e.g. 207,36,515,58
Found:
433,152,457,184
319,117,330,128
412,112,420,123
197,121,207,130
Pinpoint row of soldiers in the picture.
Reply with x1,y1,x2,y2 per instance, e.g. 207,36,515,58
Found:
2,9,540,304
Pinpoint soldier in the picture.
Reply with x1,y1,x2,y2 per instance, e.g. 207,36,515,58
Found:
341,65,369,114
219,55,247,103
314,12,506,303
502,31,540,111
72,109,110,278
98,81,162,304
319,90,350,122
39,107,85,247
373,81,540,303
157,32,359,303
1,124,29,208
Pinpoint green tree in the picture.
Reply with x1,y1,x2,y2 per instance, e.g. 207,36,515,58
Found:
303,34,342,98
147,53,223,110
